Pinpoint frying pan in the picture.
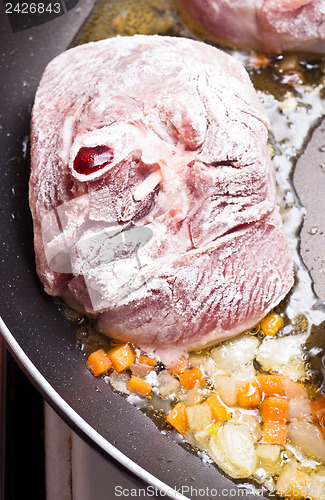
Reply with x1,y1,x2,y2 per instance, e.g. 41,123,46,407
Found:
1,2,324,499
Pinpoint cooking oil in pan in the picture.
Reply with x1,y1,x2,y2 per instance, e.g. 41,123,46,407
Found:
71,0,187,46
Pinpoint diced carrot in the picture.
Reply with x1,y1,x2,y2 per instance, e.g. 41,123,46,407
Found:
237,381,261,408
260,396,288,423
281,377,306,399
108,343,135,372
86,349,113,377
128,376,152,397
263,421,288,445
179,367,204,389
172,357,187,375
137,354,156,368
250,53,270,68
311,396,325,426
260,313,284,337
257,374,284,397
205,394,232,422
167,402,187,434
280,479,309,498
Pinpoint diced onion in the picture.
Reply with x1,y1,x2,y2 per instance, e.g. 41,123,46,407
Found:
213,375,238,406
209,423,257,478
309,468,325,499
109,372,130,394
157,370,180,397
256,334,306,378
256,444,281,463
186,403,213,431
288,420,325,462
287,398,311,420
211,335,260,373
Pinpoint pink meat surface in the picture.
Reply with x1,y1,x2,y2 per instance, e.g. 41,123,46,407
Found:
29,35,293,364
178,0,325,53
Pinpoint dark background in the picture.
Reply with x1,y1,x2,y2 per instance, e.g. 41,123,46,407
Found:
1,344,45,499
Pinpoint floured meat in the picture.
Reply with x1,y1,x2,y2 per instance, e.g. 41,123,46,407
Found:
178,0,325,53
29,35,293,364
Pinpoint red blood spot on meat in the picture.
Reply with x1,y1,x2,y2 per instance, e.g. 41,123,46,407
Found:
73,146,113,175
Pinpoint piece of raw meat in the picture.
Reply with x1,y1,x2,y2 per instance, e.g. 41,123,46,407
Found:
178,0,325,53
29,35,293,364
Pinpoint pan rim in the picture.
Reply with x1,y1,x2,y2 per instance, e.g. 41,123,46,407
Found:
0,315,190,500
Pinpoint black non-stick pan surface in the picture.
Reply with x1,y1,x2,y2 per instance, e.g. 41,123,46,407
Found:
1,2,324,499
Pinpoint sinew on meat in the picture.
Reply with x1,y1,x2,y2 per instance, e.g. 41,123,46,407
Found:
29,35,293,364
178,0,325,53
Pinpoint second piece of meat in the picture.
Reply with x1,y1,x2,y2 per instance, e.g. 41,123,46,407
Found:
178,0,325,53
